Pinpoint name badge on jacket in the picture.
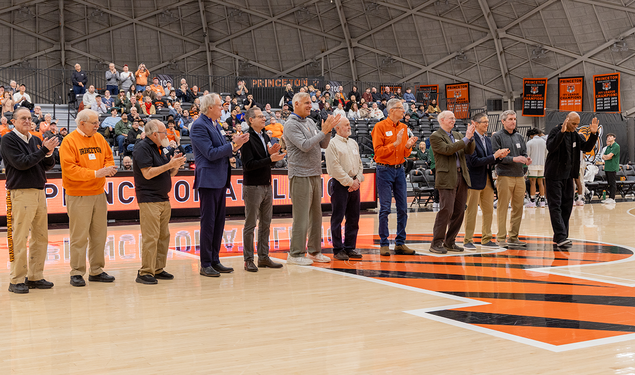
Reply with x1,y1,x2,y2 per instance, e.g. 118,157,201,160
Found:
516,143,521,148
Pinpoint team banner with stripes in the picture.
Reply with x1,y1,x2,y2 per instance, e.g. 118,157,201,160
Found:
593,73,621,112
445,82,470,119
522,78,548,117
558,76,584,112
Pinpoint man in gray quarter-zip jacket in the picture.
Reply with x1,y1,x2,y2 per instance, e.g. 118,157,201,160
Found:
283,92,341,266
491,110,532,248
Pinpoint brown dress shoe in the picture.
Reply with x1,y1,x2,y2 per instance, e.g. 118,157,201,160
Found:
257,257,283,268
394,244,416,255
379,246,391,256
443,243,464,252
429,244,447,254
244,260,258,272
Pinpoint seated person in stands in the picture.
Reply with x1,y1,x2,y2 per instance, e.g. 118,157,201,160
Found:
333,102,347,118
180,110,193,133
235,80,248,101
166,120,180,145
153,94,168,110
13,84,33,110
262,103,276,125
370,102,384,120
371,86,381,102
115,91,130,113
311,95,320,111
225,109,240,131
1,91,14,117
48,122,58,135
220,102,232,123
32,106,44,124
148,77,165,97
120,156,133,171
407,103,417,118
126,120,144,152
189,103,200,117
169,100,182,116
0,116,10,136
94,95,108,115
189,86,201,102
381,86,393,102
427,99,441,114
164,82,174,97
220,120,234,135
81,85,98,109
29,121,42,140
141,95,156,115
345,95,357,111
395,88,403,100
176,78,189,102
283,84,294,106
403,87,415,103
114,113,132,153
100,107,120,140
416,104,428,119
125,96,141,115
347,102,361,120
402,113,412,126
38,114,54,133
348,86,360,101
57,127,67,141
235,106,244,123
243,94,255,110
274,110,285,125
103,90,114,108
359,102,371,119
129,106,142,123
362,88,373,103
280,104,291,120
265,117,284,139
380,99,388,116
166,90,179,105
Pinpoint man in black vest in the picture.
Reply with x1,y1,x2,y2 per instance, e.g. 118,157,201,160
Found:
240,107,286,272
1,107,59,293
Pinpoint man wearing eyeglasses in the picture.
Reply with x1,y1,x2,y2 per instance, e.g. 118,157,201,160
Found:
371,98,418,256
240,107,286,272
1,107,59,293
463,112,509,250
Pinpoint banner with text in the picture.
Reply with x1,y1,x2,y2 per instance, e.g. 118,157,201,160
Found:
445,83,470,119
558,76,584,112
522,78,548,117
416,85,439,103
593,73,621,112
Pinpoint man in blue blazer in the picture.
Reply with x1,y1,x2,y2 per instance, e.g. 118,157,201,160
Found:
190,93,249,277
463,112,509,249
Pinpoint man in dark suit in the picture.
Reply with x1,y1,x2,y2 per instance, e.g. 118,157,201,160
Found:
429,111,476,254
463,112,509,250
240,107,286,272
191,93,249,277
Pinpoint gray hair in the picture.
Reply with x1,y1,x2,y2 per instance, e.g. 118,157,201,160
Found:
292,92,310,107
500,110,516,122
438,110,454,121
386,98,401,112
75,109,98,127
144,119,163,136
13,107,31,119
246,107,261,126
200,92,220,114
335,117,350,129
472,112,487,123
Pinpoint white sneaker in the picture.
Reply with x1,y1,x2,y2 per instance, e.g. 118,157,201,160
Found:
307,253,331,263
433,202,439,209
539,199,546,208
603,198,616,204
525,201,536,208
286,254,313,266
575,199,585,206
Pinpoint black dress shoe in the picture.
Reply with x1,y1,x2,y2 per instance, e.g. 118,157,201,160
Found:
8,283,29,294
211,263,234,273
70,275,86,287
443,243,464,252
200,266,220,277
346,249,363,259
89,272,115,282
257,257,283,268
136,272,158,285
244,260,258,272
154,271,174,280
429,244,448,254
333,251,349,261
25,278,54,289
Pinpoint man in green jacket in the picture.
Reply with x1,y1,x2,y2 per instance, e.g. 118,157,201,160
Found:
114,113,131,155
602,133,620,204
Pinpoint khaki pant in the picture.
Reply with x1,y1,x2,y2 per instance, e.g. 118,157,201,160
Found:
289,176,323,257
464,183,495,245
496,176,525,242
66,193,108,276
7,189,48,284
139,201,171,276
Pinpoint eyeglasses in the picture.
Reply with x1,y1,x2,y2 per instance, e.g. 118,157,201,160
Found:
478,121,489,124
255,115,266,119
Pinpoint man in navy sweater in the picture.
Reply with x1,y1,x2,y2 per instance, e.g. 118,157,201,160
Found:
1,107,59,293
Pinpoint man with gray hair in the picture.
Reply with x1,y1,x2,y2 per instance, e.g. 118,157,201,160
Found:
325,117,365,260
491,110,532,248
284,92,341,265
59,109,118,286
240,107,286,272
191,93,249,277
132,120,186,284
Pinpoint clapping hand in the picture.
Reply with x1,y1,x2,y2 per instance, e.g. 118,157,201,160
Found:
268,143,281,155
590,117,599,133
42,136,59,155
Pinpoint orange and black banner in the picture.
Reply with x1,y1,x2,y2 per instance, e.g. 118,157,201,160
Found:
445,82,470,118
558,76,584,112
416,84,439,102
522,78,548,117
593,73,621,112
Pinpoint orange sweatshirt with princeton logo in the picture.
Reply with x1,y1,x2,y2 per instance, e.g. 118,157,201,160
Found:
60,130,115,196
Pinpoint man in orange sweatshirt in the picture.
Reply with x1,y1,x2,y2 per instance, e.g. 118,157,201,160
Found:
60,109,118,287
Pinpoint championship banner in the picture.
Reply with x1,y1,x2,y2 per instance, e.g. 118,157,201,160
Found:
522,78,548,117
558,76,584,112
416,85,439,102
0,172,377,217
156,74,173,87
445,82,470,119
593,73,621,112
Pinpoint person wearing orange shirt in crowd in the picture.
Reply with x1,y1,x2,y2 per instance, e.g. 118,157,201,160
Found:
371,98,418,256
0,116,11,136
135,63,150,92
29,121,43,140
265,120,284,139
59,109,118,287
166,120,180,145
148,77,165,97
38,113,53,133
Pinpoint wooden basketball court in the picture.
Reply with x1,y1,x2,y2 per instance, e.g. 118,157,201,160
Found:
1,202,634,374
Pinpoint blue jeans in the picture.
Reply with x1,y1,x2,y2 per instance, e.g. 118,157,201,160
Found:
106,85,119,96
376,164,408,247
116,135,126,153
73,85,85,96
136,85,146,92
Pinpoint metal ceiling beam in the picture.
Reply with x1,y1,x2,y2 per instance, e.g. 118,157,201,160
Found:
333,0,357,81
198,0,212,88
0,46,60,68
572,0,635,13
0,17,57,45
275,43,346,77
59,0,66,67
478,0,513,99
0,0,50,16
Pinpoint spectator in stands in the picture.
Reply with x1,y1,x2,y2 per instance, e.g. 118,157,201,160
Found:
58,127,67,140
115,91,129,113
126,85,137,101
265,116,284,139
602,132,621,204
274,110,285,125
0,116,10,136
311,95,320,111
381,87,393,101
220,102,231,123
115,113,131,154
243,94,256,110
370,87,381,102
105,63,119,95
370,102,384,120
102,90,114,108
1,91,14,117
235,80,248,102
358,102,371,119
361,87,373,104
189,86,202,102
72,64,87,96
7,80,17,96
395,88,403,100
153,94,167,110
120,156,133,170
126,98,141,119
283,84,294,107
176,78,189,102
38,114,53,133
348,86,360,101
164,81,174,96
100,107,120,139
333,102,347,118
166,120,180,146
492,110,531,248
181,110,193,132
189,103,200,117
82,85,97,109
135,63,150,92
403,87,415,103
141,96,156,116
261,103,275,125
347,102,360,120
119,65,134,93
416,104,428,119
0,85,5,100
32,106,44,124
407,103,417,118
428,99,441,114
323,83,333,97
127,120,144,152
167,90,179,105
323,92,333,107
345,95,357,111
149,77,165,97
94,95,108,115
13,84,32,110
